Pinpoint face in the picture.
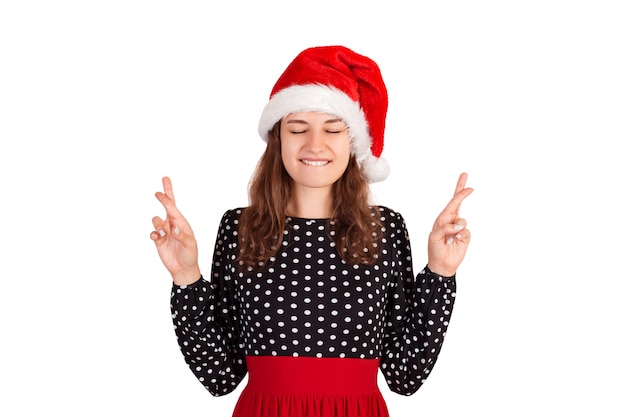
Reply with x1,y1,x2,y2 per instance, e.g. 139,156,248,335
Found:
280,112,351,192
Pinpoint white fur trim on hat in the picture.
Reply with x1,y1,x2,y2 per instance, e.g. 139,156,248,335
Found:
258,84,389,183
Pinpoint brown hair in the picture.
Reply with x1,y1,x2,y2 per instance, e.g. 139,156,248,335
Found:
236,123,381,270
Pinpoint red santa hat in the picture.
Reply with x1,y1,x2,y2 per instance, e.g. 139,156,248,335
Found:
258,45,390,183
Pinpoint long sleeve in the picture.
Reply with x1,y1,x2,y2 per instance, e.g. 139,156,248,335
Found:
379,210,457,395
170,210,247,396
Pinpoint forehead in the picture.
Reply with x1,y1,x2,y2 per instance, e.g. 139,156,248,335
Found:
283,111,344,123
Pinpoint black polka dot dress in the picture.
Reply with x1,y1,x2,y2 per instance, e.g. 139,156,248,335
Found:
171,206,456,417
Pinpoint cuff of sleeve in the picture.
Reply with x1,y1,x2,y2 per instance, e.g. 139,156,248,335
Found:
172,275,207,289
424,265,456,280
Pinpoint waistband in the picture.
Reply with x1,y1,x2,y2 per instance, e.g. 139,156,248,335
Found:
245,355,381,395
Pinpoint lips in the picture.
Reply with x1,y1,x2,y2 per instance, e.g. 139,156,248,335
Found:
301,159,330,167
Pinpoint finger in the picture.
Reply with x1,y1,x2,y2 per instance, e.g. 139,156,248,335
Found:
151,225,183,241
155,191,184,220
439,173,473,218
153,210,189,240
453,217,467,229
162,176,175,203
151,216,168,240
454,172,468,196
432,218,467,238
150,231,161,241
439,227,471,246
452,228,471,244
439,187,473,221
446,230,471,246
435,219,467,235
152,215,165,230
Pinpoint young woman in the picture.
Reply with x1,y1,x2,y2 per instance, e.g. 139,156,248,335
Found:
150,46,473,417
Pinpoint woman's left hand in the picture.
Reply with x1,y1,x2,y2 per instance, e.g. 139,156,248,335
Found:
427,172,474,277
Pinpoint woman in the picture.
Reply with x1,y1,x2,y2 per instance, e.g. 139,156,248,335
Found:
150,46,472,417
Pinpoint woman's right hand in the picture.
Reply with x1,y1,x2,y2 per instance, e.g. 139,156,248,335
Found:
150,176,201,286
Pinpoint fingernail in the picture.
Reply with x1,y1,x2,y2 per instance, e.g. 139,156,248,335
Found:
446,236,454,245
456,233,463,239
453,224,464,231
174,226,180,235
159,229,166,237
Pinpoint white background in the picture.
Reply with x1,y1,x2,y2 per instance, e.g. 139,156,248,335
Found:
1,1,625,416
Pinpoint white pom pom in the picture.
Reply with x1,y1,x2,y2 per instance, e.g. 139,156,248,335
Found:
361,155,390,183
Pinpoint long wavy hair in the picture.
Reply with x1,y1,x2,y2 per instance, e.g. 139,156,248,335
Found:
236,122,382,270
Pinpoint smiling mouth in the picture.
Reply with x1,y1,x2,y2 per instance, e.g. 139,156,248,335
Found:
301,159,330,167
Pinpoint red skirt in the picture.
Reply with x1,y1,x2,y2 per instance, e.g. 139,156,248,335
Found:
232,356,389,417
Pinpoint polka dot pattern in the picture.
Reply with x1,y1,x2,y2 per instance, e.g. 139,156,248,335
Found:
171,206,456,397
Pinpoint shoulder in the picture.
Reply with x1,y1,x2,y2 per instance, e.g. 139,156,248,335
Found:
221,207,246,218
217,207,247,229
373,205,410,241
373,205,406,225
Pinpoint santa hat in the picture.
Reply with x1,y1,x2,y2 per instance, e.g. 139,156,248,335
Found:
258,45,389,183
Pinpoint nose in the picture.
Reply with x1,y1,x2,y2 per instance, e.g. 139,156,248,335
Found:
305,129,325,153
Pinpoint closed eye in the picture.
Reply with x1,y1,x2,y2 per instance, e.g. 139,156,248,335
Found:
324,120,348,134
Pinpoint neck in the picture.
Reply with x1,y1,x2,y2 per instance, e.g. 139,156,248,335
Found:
287,185,334,219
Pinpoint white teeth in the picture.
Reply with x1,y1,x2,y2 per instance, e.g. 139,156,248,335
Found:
301,160,329,166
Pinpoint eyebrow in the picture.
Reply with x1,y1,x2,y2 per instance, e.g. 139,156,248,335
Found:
285,118,344,125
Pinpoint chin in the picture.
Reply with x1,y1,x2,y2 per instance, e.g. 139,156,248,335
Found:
293,175,342,190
